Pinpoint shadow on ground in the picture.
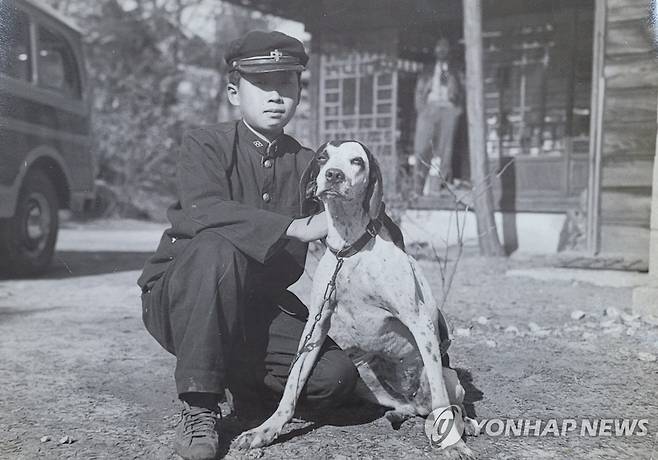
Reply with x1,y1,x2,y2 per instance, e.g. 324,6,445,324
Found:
457,367,484,419
0,251,154,280
215,368,484,457
0,306,63,319
217,400,387,457
49,251,152,279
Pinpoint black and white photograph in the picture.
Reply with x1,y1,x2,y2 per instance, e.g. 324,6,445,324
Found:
1,0,657,458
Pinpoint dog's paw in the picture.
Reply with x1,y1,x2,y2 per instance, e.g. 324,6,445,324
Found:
233,426,278,450
442,440,476,460
463,417,480,437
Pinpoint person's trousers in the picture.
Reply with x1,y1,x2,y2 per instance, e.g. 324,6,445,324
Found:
413,103,462,194
141,230,358,408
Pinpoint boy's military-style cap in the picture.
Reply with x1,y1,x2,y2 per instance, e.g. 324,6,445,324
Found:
225,30,309,73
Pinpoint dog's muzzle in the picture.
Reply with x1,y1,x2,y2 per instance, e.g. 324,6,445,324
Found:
324,168,345,184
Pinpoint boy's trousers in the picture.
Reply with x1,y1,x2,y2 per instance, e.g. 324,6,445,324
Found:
141,229,358,408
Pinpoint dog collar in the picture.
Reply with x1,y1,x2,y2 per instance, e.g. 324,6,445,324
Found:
328,217,383,258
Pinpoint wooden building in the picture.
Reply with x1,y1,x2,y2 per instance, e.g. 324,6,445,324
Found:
224,0,656,264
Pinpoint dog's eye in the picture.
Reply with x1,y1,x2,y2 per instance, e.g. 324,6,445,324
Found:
317,155,328,164
350,158,365,167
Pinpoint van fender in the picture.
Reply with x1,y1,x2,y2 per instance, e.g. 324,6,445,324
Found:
0,146,72,218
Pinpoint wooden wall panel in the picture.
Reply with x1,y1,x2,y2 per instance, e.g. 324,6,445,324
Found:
602,121,657,157
606,19,656,56
601,156,656,188
605,54,658,89
605,88,658,122
600,190,652,224
606,0,650,22
597,0,655,261
600,224,650,256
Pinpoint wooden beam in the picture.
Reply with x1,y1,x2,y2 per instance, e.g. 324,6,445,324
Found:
586,0,607,255
462,0,504,256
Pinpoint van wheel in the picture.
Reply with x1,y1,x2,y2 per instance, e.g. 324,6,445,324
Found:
0,170,59,277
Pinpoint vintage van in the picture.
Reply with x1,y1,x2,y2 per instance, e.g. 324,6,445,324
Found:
0,0,94,276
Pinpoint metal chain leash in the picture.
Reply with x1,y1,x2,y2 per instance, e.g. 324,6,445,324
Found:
288,256,344,374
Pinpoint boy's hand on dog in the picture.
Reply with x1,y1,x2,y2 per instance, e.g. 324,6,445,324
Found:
286,211,328,242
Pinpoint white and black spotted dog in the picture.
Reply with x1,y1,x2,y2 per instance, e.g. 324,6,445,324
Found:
235,140,477,458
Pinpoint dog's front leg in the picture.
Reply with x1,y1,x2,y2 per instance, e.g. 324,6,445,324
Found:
401,310,452,410
234,288,336,450
400,309,475,459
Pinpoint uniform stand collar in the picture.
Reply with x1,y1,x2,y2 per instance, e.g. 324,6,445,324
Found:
239,120,283,158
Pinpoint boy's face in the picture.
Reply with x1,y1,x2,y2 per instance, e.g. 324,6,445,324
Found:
227,71,301,137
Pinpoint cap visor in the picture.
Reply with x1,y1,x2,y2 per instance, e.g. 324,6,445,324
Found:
237,63,306,73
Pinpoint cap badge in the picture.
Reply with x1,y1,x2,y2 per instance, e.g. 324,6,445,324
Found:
270,49,283,62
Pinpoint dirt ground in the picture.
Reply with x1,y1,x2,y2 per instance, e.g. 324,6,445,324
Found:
1,219,657,459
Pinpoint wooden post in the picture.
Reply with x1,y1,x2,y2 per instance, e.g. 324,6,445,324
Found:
586,0,607,254
462,0,505,256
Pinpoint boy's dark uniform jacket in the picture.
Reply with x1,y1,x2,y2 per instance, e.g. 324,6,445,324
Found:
138,120,316,294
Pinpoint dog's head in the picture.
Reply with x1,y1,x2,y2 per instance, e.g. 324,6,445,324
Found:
301,140,382,219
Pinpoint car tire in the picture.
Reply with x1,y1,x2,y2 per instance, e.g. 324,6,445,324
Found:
0,170,59,277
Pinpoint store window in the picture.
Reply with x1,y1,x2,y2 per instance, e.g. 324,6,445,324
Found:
0,4,32,82
37,25,80,97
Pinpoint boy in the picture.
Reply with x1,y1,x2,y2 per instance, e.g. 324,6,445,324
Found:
138,31,359,460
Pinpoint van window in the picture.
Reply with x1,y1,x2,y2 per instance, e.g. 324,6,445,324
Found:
37,25,80,98
0,4,32,82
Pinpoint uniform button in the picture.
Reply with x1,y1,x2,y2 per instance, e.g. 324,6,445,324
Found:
263,159,273,168
262,192,271,203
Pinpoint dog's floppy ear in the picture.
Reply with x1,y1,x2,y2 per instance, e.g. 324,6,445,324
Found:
361,142,383,220
299,143,326,216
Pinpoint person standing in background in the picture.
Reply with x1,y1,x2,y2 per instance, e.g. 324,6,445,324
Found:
413,37,464,195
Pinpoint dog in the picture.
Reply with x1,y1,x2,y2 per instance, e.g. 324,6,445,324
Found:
235,140,476,458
